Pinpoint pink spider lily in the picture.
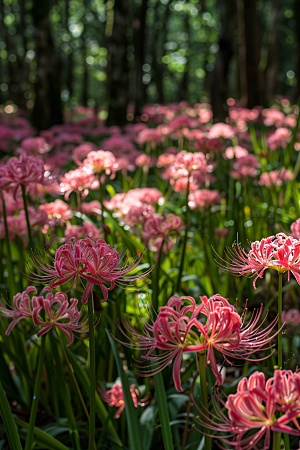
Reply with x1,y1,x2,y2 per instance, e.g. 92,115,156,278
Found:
0,154,53,199
195,295,279,384
115,294,279,390
100,382,149,418
0,286,88,345
27,237,152,305
214,233,300,289
116,296,206,392
194,370,300,450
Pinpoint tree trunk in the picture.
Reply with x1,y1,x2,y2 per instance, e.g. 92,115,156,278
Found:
132,0,148,116
243,0,263,107
210,0,236,120
294,0,300,101
106,0,130,126
30,0,63,130
263,0,280,104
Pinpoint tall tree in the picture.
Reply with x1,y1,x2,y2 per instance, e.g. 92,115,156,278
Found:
132,0,148,116
210,0,236,120
30,0,63,130
243,0,263,107
106,0,130,126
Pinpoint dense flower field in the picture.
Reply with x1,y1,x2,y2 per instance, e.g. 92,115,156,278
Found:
1,98,300,449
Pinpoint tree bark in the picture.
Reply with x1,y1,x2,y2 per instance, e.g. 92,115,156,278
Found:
132,0,148,116
243,0,263,107
210,0,236,120
30,0,63,130
106,0,130,126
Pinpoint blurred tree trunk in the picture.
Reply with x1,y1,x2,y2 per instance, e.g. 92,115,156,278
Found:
65,0,74,100
30,0,63,130
178,14,190,101
237,0,263,107
150,0,172,104
132,0,147,116
244,0,263,107
0,2,27,109
294,0,300,101
262,0,280,104
210,0,236,121
106,0,130,126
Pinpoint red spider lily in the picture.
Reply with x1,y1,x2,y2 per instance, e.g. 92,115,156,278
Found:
266,370,300,415
195,295,279,384
27,237,152,304
0,286,88,345
0,154,54,199
116,296,205,392
115,294,279,390
214,233,300,289
194,370,300,450
100,382,149,418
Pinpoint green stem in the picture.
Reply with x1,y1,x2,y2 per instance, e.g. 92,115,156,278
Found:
278,273,283,369
98,174,107,242
152,238,164,311
88,292,96,450
176,180,190,293
273,431,281,450
25,334,46,450
1,194,16,296
56,331,90,420
198,352,211,450
181,373,197,450
21,184,33,250
0,379,23,450
153,372,174,450
284,433,290,450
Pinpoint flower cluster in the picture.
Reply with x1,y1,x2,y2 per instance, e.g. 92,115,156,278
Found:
100,382,148,418
117,294,278,391
28,237,152,304
195,370,300,450
215,233,300,288
0,286,88,345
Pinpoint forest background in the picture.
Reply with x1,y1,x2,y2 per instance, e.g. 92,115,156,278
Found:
0,0,298,127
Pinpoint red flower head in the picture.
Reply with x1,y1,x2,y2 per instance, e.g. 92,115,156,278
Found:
100,382,148,418
0,286,88,345
0,154,49,198
215,233,300,289
195,370,300,450
116,294,278,390
83,150,116,175
116,296,205,392
28,238,152,305
142,214,183,252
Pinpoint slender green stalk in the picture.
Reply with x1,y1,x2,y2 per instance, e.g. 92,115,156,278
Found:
278,273,283,369
198,352,211,450
181,373,197,450
56,331,90,421
176,180,190,293
284,433,290,450
273,431,281,450
1,194,16,296
152,238,164,311
0,379,23,450
88,292,96,450
25,334,46,450
98,174,107,242
21,184,33,249
153,372,174,450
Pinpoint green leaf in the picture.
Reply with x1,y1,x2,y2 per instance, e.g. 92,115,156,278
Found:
153,372,174,450
106,329,143,450
65,347,122,447
15,418,71,450
0,380,23,450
